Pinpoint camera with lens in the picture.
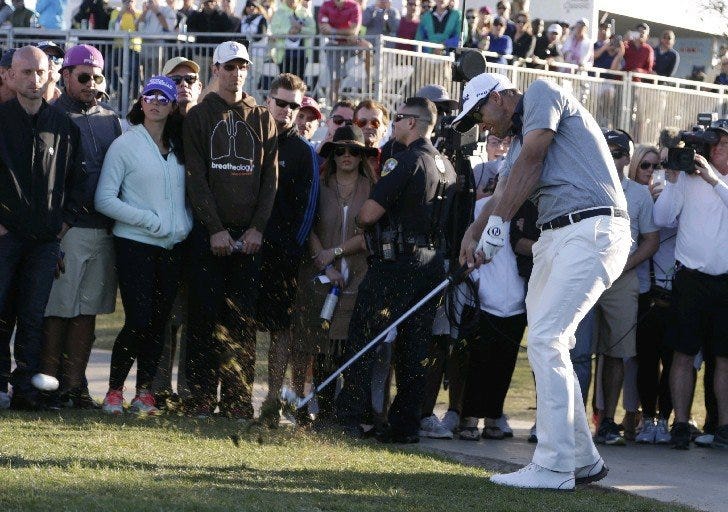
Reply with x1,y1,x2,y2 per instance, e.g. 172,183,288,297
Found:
666,113,720,174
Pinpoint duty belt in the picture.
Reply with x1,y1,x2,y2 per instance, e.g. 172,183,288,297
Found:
540,207,628,231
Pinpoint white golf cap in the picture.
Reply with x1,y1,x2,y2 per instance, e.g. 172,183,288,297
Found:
213,40,252,65
451,72,515,133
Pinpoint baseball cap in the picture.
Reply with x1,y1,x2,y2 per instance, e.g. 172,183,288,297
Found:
636,22,650,31
604,129,633,156
0,48,15,69
451,72,515,134
162,56,200,76
213,40,252,65
142,75,178,102
574,18,588,28
415,84,458,111
547,23,562,35
62,44,104,69
35,40,65,57
300,96,322,120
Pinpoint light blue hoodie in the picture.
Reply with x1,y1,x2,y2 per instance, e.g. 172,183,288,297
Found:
95,124,192,249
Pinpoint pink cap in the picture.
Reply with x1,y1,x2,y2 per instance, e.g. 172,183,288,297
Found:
62,44,104,69
300,96,322,120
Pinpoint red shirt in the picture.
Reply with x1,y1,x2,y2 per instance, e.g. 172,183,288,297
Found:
623,41,654,74
318,0,361,44
396,18,419,50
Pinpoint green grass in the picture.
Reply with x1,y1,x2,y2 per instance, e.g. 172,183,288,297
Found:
0,412,699,512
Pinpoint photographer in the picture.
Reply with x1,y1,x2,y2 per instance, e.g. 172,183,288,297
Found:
653,125,728,449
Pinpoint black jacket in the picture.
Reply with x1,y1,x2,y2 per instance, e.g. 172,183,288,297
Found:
0,99,85,241
54,93,122,229
263,125,319,255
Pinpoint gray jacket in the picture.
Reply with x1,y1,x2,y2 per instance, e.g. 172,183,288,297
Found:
54,93,122,229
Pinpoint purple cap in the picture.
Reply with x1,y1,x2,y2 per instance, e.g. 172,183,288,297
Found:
62,44,104,69
142,76,178,102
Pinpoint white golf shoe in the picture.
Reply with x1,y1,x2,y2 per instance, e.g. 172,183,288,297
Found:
575,457,609,485
490,463,575,490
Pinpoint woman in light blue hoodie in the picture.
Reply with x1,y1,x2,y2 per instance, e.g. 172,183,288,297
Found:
95,76,192,416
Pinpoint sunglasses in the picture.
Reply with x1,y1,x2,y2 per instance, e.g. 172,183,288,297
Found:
333,146,362,157
355,118,381,129
469,84,499,123
222,62,249,71
516,20,526,24
169,74,198,85
394,113,420,122
639,161,661,170
142,94,172,105
270,96,301,110
331,115,353,126
76,72,104,85
466,16,476,20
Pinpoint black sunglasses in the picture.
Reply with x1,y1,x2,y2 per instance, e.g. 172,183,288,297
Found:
76,72,104,85
270,96,301,110
469,84,498,123
169,74,198,85
331,115,353,126
333,146,362,157
639,161,661,170
394,113,420,122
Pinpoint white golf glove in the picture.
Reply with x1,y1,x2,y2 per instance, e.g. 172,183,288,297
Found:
477,215,506,262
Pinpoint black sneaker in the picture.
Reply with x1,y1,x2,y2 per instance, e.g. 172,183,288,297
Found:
713,425,728,449
376,427,420,444
594,418,625,446
670,421,690,450
63,388,101,409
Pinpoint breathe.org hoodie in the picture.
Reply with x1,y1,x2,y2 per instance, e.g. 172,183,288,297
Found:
184,92,278,235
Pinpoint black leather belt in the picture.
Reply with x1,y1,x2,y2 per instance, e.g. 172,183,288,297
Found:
540,207,629,231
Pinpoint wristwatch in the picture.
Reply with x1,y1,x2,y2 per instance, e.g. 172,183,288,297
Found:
333,247,344,259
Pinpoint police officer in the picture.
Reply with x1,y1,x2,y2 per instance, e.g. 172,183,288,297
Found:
334,97,457,443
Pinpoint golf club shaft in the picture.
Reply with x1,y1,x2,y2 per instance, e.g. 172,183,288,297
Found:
296,276,453,409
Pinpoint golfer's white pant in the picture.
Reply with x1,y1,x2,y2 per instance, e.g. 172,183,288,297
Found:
527,215,631,472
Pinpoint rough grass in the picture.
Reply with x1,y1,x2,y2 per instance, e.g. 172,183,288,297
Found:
0,412,699,512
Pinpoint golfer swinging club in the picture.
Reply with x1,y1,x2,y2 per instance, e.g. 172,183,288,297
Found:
453,73,631,490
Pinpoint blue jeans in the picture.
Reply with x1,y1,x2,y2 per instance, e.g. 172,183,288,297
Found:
0,231,59,398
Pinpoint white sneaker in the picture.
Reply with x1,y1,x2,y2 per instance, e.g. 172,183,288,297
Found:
419,414,454,439
495,414,513,438
491,463,575,490
440,410,460,433
0,391,10,409
635,417,657,444
575,458,609,485
654,418,671,444
694,433,714,447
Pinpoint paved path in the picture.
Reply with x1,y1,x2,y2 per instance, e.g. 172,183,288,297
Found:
86,349,726,512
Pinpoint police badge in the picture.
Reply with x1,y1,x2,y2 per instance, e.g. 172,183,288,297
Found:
381,157,398,177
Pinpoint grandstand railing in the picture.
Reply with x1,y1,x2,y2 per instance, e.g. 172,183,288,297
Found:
2,28,727,143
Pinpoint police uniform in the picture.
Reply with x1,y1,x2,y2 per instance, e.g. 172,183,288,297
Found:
335,137,456,439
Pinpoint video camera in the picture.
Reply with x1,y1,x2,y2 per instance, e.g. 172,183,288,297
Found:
666,113,723,173
433,115,479,161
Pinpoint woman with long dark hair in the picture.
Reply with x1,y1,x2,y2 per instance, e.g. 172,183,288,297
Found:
95,76,192,415
290,126,378,424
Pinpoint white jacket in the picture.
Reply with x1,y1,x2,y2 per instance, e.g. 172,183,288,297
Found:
95,124,192,249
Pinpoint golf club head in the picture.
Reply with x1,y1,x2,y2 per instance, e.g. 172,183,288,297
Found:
279,385,303,409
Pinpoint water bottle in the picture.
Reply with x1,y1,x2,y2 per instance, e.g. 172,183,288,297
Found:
320,285,340,323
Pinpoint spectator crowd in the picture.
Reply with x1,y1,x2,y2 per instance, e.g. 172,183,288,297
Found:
0,0,727,454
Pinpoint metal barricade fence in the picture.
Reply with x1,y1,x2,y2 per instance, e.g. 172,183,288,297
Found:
2,28,727,144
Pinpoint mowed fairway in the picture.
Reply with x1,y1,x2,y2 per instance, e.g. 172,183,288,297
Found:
0,412,699,512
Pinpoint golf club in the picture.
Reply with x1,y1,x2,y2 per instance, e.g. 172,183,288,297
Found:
280,264,469,411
